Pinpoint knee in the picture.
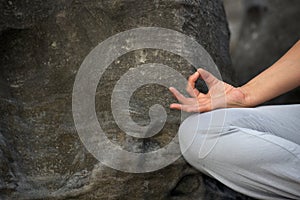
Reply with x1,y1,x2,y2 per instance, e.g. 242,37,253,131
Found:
178,109,234,169
179,113,208,148
178,111,221,163
178,114,200,151
178,109,227,151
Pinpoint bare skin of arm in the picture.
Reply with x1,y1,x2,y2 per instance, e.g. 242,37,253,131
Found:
169,40,300,112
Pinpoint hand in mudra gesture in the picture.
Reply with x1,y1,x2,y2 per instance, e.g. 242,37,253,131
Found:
169,68,248,113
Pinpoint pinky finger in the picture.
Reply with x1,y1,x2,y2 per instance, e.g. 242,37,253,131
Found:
170,103,183,110
170,103,200,113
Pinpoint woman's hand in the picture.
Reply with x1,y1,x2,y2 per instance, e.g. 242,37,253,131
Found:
169,68,250,113
170,41,300,113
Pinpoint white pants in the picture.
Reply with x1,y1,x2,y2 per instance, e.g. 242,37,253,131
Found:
178,104,300,200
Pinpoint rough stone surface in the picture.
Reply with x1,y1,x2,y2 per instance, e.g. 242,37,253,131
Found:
231,0,300,104
1,0,254,199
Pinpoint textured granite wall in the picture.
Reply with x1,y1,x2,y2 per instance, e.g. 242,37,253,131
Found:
0,0,254,199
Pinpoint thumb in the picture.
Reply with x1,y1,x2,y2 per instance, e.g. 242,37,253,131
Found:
197,68,219,89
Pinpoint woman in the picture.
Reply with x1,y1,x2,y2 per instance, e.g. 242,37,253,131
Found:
169,40,300,199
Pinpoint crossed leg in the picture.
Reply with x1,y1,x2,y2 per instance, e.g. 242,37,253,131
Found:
179,104,300,200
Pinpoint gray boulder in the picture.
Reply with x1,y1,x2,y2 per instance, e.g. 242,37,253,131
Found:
0,0,253,199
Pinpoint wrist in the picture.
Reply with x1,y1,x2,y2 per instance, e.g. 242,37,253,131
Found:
238,83,257,107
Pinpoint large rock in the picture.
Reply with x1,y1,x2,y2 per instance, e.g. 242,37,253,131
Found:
0,0,253,199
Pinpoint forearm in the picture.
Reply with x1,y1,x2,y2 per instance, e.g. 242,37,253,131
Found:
240,40,300,106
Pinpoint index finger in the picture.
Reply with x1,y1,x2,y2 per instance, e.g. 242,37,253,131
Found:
188,71,200,89
187,71,200,97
